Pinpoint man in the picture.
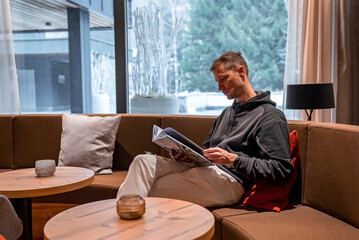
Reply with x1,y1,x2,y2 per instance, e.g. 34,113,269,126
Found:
117,51,293,207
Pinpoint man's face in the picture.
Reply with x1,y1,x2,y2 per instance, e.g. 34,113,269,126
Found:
213,63,245,100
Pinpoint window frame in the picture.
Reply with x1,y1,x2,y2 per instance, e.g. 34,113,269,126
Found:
114,0,128,113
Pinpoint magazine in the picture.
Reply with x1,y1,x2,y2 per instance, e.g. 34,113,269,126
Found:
152,125,214,167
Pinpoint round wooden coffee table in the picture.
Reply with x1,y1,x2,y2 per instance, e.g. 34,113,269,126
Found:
44,197,215,240
0,166,94,240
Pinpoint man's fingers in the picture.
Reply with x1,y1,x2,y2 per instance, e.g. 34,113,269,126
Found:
203,148,222,159
170,149,191,163
177,154,189,162
203,147,222,154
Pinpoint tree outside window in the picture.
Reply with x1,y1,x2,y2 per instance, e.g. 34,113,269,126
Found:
127,0,288,114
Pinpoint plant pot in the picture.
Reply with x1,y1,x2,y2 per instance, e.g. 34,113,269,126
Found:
130,96,179,114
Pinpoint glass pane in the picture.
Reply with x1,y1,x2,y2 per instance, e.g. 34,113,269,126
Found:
10,0,115,114
127,0,288,115
90,28,116,114
13,31,69,113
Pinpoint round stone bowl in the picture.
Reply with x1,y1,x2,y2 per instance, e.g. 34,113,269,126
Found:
35,159,56,177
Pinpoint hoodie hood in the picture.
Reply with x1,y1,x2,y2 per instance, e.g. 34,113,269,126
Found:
231,90,276,113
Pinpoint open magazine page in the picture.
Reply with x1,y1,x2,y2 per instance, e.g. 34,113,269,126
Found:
152,125,214,167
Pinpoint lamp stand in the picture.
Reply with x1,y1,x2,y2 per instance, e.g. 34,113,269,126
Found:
305,109,314,121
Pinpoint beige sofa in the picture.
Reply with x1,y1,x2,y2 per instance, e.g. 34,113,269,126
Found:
1,114,359,239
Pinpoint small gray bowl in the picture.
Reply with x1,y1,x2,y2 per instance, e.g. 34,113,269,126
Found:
35,159,56,177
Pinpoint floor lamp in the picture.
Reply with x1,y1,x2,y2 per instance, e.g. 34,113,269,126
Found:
286,83,335,121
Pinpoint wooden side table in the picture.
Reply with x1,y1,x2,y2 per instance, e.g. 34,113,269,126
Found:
44,197,215,240
0,166,94,240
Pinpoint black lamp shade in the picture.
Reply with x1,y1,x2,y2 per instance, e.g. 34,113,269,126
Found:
286,83,335,110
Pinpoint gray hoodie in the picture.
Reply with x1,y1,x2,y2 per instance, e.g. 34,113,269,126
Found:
203,91,293,190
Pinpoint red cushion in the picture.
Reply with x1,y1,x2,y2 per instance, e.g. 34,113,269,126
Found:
240,130,300,212
0,234,5,240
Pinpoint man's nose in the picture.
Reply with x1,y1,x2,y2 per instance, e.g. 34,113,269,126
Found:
218,83,223,91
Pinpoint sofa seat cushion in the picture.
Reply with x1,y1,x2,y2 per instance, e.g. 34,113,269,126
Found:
221,205,359,240
93,170,127,188
211,204,270,240
211,204,269,219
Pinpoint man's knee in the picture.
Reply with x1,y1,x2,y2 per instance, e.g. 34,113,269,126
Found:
132,153,155,167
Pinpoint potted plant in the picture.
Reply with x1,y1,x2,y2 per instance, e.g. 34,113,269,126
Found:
130,2,182,114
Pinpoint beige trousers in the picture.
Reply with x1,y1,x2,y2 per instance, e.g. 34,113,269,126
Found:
117,153,244,207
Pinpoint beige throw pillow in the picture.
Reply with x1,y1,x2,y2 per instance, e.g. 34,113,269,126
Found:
58,113,121,175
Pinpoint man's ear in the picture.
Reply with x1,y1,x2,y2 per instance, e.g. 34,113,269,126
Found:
237,66,246,76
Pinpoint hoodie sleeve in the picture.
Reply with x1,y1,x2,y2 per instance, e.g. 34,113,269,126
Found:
233,113,293,184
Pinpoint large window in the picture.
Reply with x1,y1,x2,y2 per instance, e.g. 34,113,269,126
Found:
7,0,288,115
10,0,115,114
127,0,288,115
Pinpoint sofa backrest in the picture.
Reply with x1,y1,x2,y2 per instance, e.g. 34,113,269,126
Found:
12,115,63,168
287,120,309,203
0,115,14,169
112,114,162,169
9,114,162,169
113,114,217,169
160,115,216,157
7,114,216,169
303,122,359,228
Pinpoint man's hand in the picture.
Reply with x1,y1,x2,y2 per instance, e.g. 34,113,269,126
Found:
203,147,237,166
169,149,191,163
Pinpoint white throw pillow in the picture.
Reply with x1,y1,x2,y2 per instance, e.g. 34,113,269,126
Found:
58,113,121,175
